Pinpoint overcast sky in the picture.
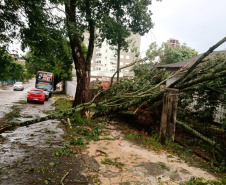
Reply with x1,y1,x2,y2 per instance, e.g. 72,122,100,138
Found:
141,0,226,55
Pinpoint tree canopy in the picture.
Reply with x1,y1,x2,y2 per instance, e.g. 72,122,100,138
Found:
160,43,198,64
145,42,198,64
0,46,26,82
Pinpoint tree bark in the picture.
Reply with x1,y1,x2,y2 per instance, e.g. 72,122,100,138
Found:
65,0,95,108
116,47,120,82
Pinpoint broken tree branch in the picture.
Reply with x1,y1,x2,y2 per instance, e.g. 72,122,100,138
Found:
176,120,225,155
169,36,226,88
110,59,139,86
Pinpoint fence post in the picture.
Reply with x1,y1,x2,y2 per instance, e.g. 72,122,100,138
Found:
160,88,179,144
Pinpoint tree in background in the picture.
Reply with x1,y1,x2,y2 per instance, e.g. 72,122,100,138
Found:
99,0,153,81
0,0,22,44
159,43,198,64
145,42,198,65
23,38,73,87
0,46,26,83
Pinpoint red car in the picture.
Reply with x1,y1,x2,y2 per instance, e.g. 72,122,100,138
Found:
27,88,45,104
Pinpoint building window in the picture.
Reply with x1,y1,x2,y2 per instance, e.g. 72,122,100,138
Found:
120,62,123,66
110,54,116,58
96,60,101,64
126,56,130,59
125,62,129,66
96,53,102,58
95,67,101,71
110,69,116,72
91,60,93,63
110,46,115,50
110,61,116,65
120,55,124,59
125,70,129,73
91,67,93,71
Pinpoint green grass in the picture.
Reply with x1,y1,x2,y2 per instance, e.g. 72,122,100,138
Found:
182,176,223,185
101,158,124,169
158,162,170,171
5,112,21,119
53,142,75,156
54,98,73,111
11,105,19,110
15,100,27,104
126,132,163,151
23,115,33,118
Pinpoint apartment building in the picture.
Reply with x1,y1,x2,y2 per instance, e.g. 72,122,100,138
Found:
82,32,141,81
166,38,180,48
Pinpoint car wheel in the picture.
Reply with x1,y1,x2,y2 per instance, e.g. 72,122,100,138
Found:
27,100,30,103
41,101,44,104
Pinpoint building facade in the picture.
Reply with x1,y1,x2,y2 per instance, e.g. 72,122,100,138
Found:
82,32,141,81
166,38,180,48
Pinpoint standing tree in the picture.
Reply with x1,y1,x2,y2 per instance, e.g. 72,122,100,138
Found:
1,0,154,108
0,46,26,83
64,0,154,107
99,0,153,82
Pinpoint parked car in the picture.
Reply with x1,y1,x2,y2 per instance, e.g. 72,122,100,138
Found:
13,82,24,91
38,88,50,101
27,88,45,104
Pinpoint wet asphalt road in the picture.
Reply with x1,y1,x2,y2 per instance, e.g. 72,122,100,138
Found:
0,79,36,119
0,80,73,184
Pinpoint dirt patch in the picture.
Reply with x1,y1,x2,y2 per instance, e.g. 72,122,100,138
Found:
84,122,220,184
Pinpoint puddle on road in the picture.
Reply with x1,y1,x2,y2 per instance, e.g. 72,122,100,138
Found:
0,120,64,166
0,98,63,167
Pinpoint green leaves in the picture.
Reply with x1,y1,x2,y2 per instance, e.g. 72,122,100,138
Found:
0,46,26,82
160,43,198,64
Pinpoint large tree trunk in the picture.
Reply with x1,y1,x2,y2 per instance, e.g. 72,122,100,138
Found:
74,68,90,107
65,0,95,108
117,47,120,82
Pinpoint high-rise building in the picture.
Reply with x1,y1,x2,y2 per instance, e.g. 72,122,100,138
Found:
166,38,180,48
82,32,141,81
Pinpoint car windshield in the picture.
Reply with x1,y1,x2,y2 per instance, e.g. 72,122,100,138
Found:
30,90,43,94
15,82,22,85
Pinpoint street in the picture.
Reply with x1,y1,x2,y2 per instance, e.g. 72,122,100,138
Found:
0,80,94,185
0,79,35,119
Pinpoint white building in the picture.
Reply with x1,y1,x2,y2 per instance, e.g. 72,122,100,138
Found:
83,32,141,82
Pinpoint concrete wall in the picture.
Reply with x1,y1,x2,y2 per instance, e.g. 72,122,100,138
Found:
65,81,77,98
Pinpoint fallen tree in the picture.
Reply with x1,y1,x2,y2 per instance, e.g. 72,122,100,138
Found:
3,36,225,127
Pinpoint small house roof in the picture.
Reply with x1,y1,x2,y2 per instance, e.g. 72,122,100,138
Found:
157,50,226,69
